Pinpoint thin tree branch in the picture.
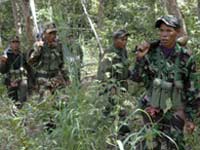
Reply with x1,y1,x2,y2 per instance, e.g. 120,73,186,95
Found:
80,0,104,59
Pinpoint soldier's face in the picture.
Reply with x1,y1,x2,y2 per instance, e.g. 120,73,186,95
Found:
10,41,20,51
45,31,57,44
114,36,128,49
159,23,179,48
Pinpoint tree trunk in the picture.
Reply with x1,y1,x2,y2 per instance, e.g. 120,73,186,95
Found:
0,35,2,49
21,0,34,46
11,0,21,36
97,0,104,28
198,0,200,20
164,0,187,37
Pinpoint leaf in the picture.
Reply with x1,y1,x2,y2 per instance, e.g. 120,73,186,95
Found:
117,140,125,150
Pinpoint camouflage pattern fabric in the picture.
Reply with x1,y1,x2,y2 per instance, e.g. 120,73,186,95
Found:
97,45,129,88
28,41,69,96
0,48,28,103
131,42,198,149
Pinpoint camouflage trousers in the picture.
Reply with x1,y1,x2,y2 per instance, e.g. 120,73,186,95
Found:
136,109,185,150
7,79,28,106
35,76,66,101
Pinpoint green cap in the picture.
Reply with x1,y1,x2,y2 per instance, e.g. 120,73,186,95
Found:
44,22,57,33
113,29,130,38
155,15,181,29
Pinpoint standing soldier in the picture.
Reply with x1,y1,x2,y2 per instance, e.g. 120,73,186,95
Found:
97,29,130,89
97,29,131,136
0,36,29,108
66,31,83,82
28,22,70,98
131,15,197,149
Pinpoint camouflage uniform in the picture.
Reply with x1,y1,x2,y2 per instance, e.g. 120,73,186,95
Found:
66,31,83,81
97,30,130,89
0,36,29,105
131,16,198,149
97,29,131,136
28,23,69,98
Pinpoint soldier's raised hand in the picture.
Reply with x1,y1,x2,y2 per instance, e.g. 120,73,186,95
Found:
0,56,7,63
135,41,150,59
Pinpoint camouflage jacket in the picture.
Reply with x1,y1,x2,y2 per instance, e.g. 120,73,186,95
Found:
28,41,69,88
0,48,29,86
97,45,129,82
131,42,199,113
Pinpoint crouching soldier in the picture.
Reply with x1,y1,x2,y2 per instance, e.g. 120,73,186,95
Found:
0,36,29,107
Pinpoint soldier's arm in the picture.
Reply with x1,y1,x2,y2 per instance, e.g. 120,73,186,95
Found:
28,41,43,65
130,40,160,82
97,52,114,81
0,55,8,74
183,52,200,125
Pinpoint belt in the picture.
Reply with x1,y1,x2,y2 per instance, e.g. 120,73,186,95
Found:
36,72,57,78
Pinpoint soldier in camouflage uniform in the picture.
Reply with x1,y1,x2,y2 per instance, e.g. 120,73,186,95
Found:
28,22,69,98
97,29,131,136
66,31,83,82
131,15,198,149
97,29,130,89
0,36,29,107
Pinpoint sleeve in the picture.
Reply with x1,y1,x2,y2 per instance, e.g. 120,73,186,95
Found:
184,53,200,120
97,52,114,81
130,54,155,84
0,60,7,74
28,42,42,65
130,57,146,82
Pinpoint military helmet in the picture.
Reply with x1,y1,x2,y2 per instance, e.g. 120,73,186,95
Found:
9,35,20,42
113,29,130,38
155,15,181,29
44,22,57,34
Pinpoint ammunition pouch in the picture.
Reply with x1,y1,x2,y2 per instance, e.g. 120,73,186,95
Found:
151,78,162,108
172,80,183,108
150,78,183,110
160,81,172,109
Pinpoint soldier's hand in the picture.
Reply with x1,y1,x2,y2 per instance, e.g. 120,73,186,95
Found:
0,56,7,63
145,106,160,118
136,41,150,59
10,81,18,88
185,121,195,134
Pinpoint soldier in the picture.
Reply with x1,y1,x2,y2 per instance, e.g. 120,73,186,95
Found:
131,15,197,149
28,22,70,98
0,35,29,107
66,31,83,82
97,29,131,137
97,29,130,90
